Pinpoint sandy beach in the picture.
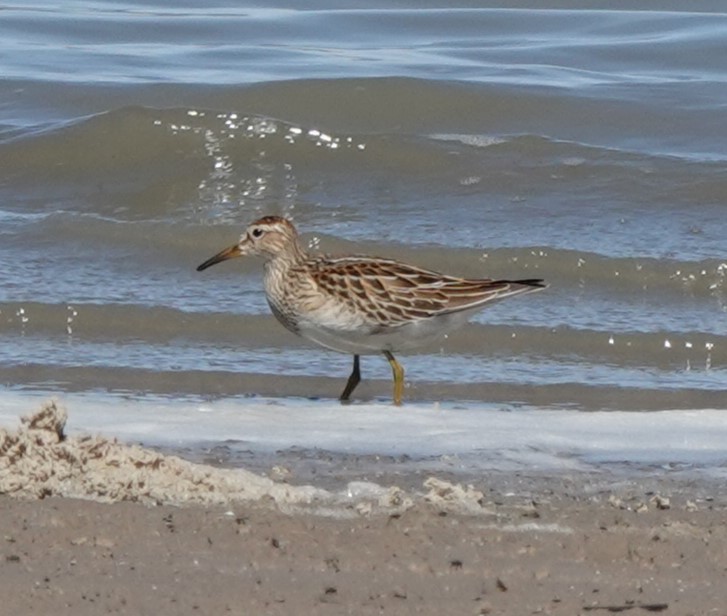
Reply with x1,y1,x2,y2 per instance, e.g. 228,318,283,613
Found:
2,402,727,615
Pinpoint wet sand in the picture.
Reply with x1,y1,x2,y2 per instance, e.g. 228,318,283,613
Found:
2,402,727,614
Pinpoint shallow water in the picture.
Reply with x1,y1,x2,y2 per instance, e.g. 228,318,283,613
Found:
1,2,725,428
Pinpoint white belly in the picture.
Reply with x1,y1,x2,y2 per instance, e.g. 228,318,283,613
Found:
296,311,471,355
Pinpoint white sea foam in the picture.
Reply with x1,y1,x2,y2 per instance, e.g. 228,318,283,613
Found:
429,133,507,148
1,390,726,475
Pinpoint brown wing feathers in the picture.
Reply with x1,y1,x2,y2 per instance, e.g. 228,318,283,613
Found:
311,257,545,327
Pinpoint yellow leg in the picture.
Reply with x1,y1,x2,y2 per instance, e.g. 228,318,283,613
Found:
383,351,404,406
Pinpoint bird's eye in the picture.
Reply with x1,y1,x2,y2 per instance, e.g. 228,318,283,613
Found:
251,228,263,238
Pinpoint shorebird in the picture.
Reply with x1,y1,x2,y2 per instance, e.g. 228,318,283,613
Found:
197,216,546,405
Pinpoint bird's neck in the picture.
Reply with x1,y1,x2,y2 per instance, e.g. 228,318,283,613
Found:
262,242,310,323
264,239,308,277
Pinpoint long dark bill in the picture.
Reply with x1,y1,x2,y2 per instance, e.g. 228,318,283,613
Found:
196,244,242,272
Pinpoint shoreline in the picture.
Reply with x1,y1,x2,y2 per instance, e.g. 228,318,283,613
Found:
2,401,727,613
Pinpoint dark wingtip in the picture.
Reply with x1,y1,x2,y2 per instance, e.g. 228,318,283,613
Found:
509,278,547,288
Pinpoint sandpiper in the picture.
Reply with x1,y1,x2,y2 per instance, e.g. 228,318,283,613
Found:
197,216,546,405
